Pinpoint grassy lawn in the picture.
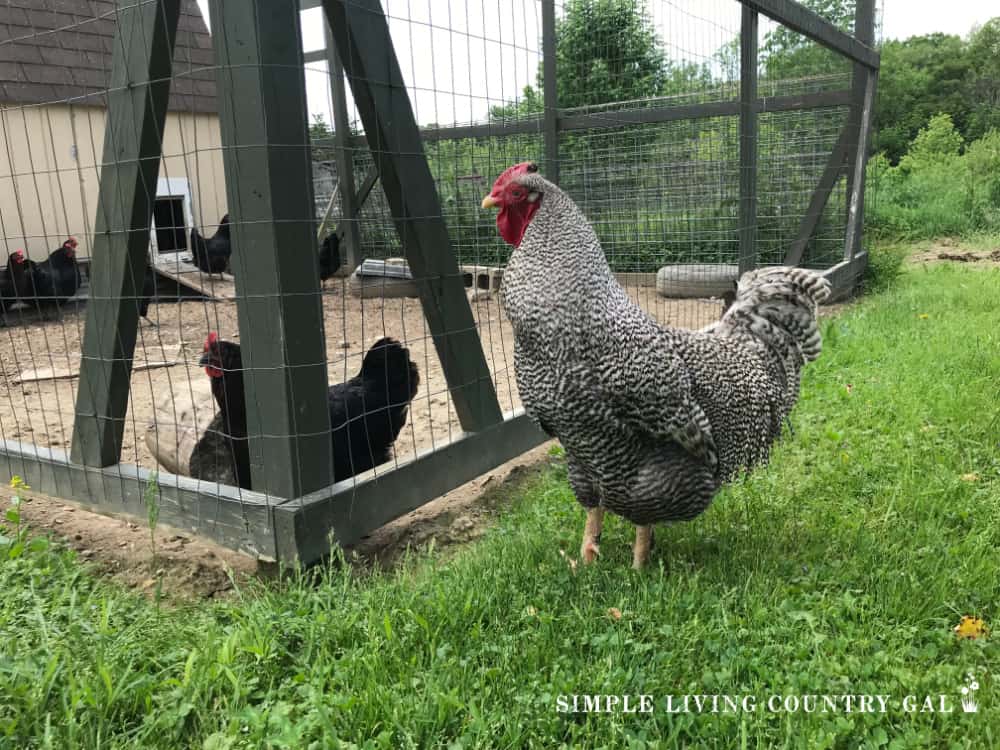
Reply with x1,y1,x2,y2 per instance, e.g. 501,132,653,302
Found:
1,259,999,748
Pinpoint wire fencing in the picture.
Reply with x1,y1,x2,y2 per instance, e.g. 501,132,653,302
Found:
0,0,875,561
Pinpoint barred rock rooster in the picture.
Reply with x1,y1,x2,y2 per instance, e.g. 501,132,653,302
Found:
483,162,830,568
189,332,420,489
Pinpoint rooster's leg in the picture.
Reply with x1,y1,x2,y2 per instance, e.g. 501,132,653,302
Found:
580,507,604,564
632,525,653,569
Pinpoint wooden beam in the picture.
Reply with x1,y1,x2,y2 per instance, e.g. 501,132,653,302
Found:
783,123,852,266
821,250,868,302
325,23,363,272
2,439,276,560
534,90,852,132
740,0,879,69
353,166,379,208
272,412,548,563
321,0,504,433
208,0,334,497
738,7,759,276
842,68,876,262
71,0,181,468
844,0,876,223
340,89,852,147
541,0,559,183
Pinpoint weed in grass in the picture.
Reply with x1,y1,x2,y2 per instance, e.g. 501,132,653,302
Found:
0,475,47,560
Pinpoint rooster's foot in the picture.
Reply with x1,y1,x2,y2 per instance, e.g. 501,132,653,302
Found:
580,507,604,564
632,525,654,570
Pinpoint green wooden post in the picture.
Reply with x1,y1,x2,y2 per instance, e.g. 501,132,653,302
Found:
325,24,363,273
208,0,334,498
738,5,759,276
321,0,503,433
71,0,181,467
843,0,876,244
541,0,559,184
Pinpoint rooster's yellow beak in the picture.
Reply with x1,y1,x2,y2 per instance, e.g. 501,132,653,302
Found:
481,195,499,210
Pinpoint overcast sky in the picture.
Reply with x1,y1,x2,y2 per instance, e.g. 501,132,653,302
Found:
195,1,998,127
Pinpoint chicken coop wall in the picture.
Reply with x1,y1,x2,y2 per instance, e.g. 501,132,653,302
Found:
0,0,877,565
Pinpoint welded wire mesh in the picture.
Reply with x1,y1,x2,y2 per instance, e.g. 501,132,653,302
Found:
0,0,875,559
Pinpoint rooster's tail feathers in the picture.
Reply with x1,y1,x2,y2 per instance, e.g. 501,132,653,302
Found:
723,266,830,363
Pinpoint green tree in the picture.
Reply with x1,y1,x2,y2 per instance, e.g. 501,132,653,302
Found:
489,0,670,120
489,85,543,121
874,34,973,163
965,18,1000,140
760,0,855,80
554,0,667,109
309,114,337,162
897,112,963,172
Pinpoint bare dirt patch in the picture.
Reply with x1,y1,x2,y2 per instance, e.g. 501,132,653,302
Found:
2,485,259,600
908,240,1000,267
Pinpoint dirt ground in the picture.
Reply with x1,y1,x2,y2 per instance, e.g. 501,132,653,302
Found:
907,239,1000,267
0,279,725,598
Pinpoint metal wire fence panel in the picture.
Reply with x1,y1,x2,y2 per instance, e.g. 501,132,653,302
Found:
0,0,876,562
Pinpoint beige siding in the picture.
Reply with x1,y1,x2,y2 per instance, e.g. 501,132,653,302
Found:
0,103,226,262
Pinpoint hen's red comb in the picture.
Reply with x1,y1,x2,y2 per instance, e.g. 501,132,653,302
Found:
204,331,219,350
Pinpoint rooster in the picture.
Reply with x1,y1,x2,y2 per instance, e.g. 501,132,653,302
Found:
483,162,830,568
28,238,82,315
190,214,231,276
189,333,421,489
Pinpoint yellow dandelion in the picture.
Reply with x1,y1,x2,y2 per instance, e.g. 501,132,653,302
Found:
954,616,988,640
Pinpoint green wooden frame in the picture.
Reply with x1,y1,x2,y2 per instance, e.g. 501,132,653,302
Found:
207,0,334,499
72,0,181,468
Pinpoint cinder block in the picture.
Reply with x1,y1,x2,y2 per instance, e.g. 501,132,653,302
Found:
460,264,504,292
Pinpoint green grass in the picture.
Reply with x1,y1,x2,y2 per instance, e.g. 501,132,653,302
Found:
2,262,1000,748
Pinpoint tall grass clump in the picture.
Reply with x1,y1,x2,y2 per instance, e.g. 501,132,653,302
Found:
868,114,1000,240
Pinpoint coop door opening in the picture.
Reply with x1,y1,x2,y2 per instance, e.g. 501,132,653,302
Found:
153,197,187,253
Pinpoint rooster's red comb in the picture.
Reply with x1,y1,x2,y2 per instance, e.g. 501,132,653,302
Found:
491,161,538,189
204,331,219,350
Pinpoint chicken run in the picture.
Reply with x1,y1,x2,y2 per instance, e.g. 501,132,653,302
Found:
0,0,875,563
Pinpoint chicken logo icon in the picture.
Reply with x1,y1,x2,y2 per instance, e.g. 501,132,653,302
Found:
960,673,980,713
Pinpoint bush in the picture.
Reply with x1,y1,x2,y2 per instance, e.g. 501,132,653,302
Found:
863,242,906,293
867,115,1000,240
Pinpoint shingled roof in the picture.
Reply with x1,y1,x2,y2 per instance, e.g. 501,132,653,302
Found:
0,0,217,114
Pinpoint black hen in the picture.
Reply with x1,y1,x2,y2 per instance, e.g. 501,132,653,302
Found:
189,333,420,490
318,232,341,282
190,214,231,276
188,332,251,488
29,239,82,313
138,263,158,326
1,250,35,319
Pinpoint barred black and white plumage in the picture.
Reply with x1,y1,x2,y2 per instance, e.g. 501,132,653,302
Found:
484,162,830,568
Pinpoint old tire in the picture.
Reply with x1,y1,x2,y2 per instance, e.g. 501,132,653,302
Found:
656,264,738,299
